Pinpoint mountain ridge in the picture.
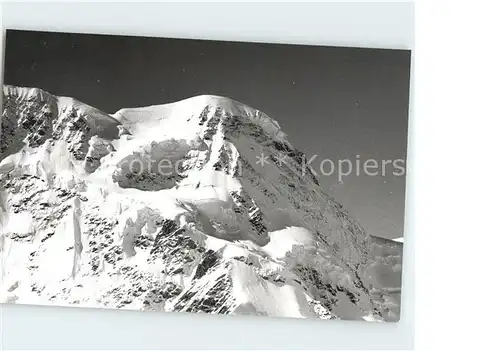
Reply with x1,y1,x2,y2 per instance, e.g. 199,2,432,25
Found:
0,85,403,322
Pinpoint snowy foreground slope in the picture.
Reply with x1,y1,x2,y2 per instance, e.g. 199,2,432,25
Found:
0,86,403,322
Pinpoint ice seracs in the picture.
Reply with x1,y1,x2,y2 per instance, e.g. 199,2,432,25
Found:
0,152,20,175
0,85,404,322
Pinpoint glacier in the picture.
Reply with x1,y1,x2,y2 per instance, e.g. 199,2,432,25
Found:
0,85,403,322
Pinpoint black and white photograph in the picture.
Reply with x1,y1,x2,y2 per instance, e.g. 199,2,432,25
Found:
0,29,411,322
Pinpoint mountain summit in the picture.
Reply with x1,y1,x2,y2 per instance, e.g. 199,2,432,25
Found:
0,85,403,321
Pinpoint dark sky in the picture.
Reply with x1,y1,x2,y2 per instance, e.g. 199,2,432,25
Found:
3,29,411,239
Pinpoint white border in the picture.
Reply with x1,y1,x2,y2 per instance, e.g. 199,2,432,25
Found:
416,1,500,350
0,2,415,350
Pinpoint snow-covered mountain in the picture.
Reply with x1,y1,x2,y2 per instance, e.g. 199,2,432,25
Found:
0,85,403,322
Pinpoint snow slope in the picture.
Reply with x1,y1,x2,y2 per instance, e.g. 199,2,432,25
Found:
0,85,404,321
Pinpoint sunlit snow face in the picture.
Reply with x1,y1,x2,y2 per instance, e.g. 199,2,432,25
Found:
0,86,402,322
